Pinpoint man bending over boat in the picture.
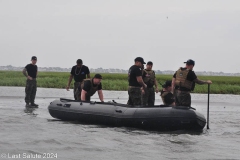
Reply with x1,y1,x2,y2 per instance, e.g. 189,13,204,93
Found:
172,59,212,107
127,57,147,106
80,74,104,102
160,80,175,106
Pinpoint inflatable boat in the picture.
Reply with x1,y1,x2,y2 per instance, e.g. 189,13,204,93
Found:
48,98,206,131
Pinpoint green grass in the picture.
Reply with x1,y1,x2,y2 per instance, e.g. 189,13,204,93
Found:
0,71,240,94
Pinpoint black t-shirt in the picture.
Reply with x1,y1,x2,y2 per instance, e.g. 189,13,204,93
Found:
128,65,142,87
25,64,38,78
173,68,197,91
70,65,90,82
82,79,102,92
161,90,175,105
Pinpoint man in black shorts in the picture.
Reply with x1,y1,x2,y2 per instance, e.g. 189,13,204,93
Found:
172,59,212,107
22,56,38,108
80,74,104,102
127,57,147,106
66,59,90,100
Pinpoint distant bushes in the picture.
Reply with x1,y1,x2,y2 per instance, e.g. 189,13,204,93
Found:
1,71,240,94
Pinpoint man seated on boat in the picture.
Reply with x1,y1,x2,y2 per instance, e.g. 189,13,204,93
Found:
80,74,104,102
160,80,175,106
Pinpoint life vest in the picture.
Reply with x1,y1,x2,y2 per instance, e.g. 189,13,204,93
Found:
81,78,99,97
143,69,155,85
175,68,193,90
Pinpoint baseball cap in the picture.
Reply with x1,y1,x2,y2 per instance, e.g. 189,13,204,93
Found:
134,57,146,64
31,56,37,60
162,80,172,88
94,74,102,79
147,61,153,65
184,59,195,66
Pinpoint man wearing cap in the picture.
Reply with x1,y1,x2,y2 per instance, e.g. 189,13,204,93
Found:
142,61,159,106
22,56,38,108
172,59,212,107
127,57,147,106
160,80,175,106
80,74,104,102
66,59,90,100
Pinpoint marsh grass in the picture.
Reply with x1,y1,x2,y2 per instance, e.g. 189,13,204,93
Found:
0,71,240,94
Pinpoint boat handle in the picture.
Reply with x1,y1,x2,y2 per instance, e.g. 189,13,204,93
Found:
115,110,122,113
63,104,71,108
57,104,63,106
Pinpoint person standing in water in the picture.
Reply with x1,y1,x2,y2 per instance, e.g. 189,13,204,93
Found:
172,59,212,107
22,56,38,108
142,61,159,106
127,57,147,106
66,59,90,100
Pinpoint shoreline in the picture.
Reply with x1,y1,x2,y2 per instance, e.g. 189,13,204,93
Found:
1,86,240,103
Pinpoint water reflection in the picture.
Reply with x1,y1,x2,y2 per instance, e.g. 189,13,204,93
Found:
24,107,38,116
1,87,240,160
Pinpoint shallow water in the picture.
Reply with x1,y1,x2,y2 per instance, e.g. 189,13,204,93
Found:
0,86,240,160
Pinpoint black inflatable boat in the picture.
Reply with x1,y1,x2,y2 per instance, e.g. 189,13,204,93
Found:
48,98,206,131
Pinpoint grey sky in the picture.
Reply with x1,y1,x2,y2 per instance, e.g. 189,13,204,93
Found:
0,0,240,73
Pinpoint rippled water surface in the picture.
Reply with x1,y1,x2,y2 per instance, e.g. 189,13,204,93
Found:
0,87,240,160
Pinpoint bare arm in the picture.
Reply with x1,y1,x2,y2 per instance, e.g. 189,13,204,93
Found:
136,76,147,88
171,77,176,93
66,75,73,91
87,74,90,78
81,89,87,101
194,79,212,85
22,68,28,77
23,68,32,80
98,90,104,102
154,78,159,93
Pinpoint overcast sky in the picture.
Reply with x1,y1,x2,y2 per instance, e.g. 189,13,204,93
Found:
0,0,240,73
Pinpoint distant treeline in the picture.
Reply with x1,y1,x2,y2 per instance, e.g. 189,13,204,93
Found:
1,71,240,94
